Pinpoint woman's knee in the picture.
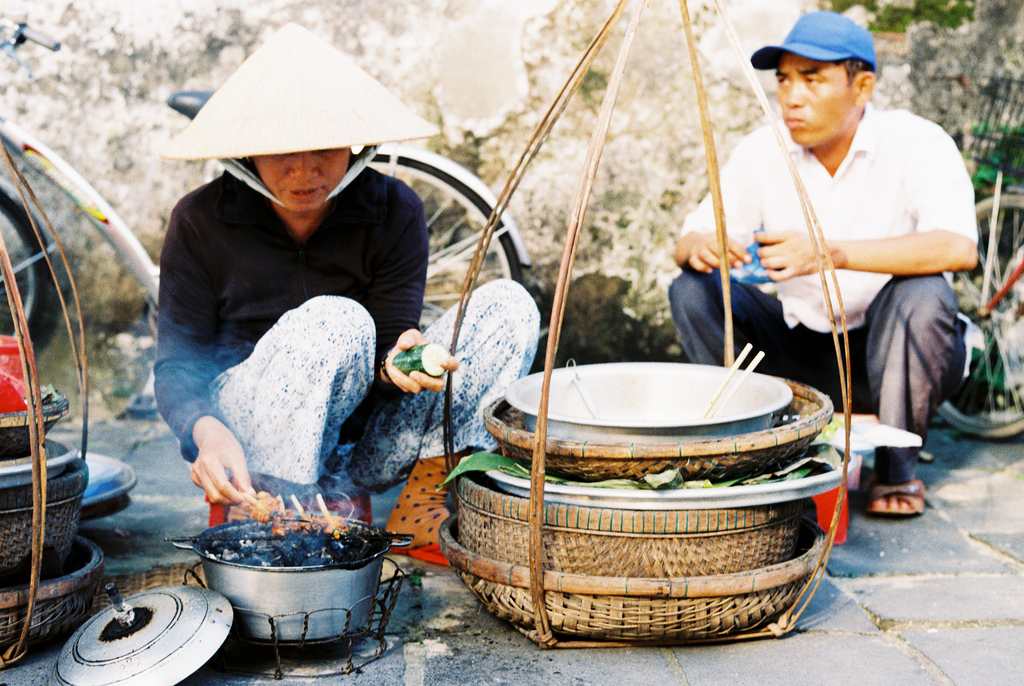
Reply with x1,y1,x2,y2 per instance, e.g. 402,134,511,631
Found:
478,279,538,316
272,296,376,373
290,295,374,335
461,279,540,345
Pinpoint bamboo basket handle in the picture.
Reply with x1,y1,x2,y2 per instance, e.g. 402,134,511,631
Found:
0,143,89,667
442,0,633,472
525,0,648,647
440,0,635,649
440,0,855,647
677,0,736,367
700,0,854,635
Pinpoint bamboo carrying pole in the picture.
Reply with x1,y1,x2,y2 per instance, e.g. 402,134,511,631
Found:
0,143,89,667
442,0,855,647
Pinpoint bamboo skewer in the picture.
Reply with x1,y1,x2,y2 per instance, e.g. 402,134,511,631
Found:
315,493,340,533
710,350,766,418
701,343,753,418
289,494,306,518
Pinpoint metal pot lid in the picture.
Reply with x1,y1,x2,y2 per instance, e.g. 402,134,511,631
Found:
53,584,233,686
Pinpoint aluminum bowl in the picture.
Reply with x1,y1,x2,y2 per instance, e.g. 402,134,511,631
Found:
505,362,793,443
174,521,390,641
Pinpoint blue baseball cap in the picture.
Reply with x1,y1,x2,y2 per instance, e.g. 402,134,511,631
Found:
750,11,876,71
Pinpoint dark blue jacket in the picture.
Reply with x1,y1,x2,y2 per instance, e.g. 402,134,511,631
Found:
154,169,427,460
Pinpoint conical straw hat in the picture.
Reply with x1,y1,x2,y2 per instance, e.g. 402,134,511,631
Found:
161,24,438,160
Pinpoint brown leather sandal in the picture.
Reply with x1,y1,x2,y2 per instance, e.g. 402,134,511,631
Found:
865,478,925,517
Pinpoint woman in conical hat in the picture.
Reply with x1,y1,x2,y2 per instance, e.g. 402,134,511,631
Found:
155,24,538,563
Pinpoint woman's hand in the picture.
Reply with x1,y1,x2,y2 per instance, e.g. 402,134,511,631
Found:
382,329,459,393
190,416,256,504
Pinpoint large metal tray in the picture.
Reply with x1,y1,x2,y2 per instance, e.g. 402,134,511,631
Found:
484,467,841,510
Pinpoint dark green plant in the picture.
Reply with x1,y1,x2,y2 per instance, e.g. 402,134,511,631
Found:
826,0,974,32
969,124,1024,191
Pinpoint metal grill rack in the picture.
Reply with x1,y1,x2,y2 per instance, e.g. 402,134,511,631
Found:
186,559,405,679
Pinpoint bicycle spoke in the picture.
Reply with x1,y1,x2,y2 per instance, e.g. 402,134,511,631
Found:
369,145,525,329
429,228,508,271
4,244,53,274
940,192,1024,437
423,198,467,240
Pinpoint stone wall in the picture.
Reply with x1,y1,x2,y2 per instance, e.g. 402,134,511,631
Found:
2,0,1017,413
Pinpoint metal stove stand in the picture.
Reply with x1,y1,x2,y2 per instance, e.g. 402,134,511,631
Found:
189,559,405,679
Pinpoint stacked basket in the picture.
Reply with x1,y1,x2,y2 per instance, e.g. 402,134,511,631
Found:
0,392,102,649
439,378,835,643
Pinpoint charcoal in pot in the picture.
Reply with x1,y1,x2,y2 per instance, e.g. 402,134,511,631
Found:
237,538,262,555
241,550,277,567
278,537,312,567
326,538,354,563
327,535,376,564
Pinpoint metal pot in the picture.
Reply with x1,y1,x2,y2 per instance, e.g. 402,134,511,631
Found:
172,521,392,641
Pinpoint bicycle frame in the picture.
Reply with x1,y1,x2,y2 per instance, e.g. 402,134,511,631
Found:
0,114,160,307
978,174,1024,317
0,120,535,318
2,17,534,331
371,143,531,268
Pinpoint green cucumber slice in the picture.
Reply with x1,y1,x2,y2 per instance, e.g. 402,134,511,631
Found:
392,343,448,377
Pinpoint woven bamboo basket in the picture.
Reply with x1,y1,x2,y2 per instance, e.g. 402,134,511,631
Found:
0,392,70,458
0,457,87,576
484,380,832,482
455,473,802,577
440,515,824,642
0,537,103,648
439,0,848,648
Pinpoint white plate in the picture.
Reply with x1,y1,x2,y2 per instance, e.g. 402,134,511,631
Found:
485,467,841,510
0,441,77,489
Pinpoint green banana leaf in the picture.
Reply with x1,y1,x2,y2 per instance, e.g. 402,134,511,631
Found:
440,443,839,492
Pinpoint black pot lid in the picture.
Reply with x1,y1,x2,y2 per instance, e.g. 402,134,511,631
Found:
53,584,233,686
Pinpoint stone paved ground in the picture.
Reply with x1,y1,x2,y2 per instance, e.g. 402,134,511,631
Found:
4,415,1023,685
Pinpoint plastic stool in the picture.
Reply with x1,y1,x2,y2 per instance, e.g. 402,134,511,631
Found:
812,483,849,544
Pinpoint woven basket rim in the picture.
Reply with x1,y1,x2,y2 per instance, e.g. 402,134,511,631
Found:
484,379,832,459
0,392,69,428
0,537,103,607
0,493,86,515
455,472,802,535
440,514,823,598
0,459,88,514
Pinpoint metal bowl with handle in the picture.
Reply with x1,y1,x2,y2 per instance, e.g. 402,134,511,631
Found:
505,362,793,443
171,520,409,642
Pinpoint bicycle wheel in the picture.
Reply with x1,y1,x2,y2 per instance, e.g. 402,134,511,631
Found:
938,192,1024,438
370,147,525,328
0,178,58,343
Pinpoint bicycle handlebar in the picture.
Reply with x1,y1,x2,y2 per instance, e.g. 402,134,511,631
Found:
19,26,60,52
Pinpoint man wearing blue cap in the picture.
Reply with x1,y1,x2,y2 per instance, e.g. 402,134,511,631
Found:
668,11,978,516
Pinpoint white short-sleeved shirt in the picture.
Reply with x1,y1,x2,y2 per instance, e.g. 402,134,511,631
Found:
681,104,977,332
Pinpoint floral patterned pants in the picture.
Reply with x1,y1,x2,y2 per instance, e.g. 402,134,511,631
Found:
210,280,539,491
